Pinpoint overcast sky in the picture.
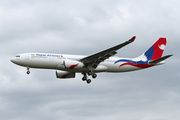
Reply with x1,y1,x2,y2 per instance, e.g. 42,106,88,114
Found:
0,0,180,120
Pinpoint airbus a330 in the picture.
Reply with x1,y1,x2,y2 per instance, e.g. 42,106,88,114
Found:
11,36,172,84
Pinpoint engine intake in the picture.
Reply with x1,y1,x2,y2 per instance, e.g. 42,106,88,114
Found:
56,71,75,79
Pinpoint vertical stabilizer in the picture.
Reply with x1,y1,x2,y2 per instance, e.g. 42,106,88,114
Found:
145,38,167,61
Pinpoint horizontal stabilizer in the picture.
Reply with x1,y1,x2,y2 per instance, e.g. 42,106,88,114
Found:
148,54,173,65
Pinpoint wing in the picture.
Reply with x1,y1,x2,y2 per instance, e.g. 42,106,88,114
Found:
80,36,136,68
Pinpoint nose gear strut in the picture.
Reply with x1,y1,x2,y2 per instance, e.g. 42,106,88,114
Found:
26,67,30,74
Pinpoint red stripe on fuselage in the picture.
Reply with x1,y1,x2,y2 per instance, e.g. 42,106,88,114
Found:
69,63,79,69
120,63,152,68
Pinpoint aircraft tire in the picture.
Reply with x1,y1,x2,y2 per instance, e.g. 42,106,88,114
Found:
82,76,87,81
92,74,97,78
27,71,30,74
87,79,91,84
88,71,92,76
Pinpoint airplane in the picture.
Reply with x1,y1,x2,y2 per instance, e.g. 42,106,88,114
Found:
10,36,173,84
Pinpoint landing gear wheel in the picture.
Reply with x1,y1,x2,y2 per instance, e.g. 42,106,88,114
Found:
92,74,97,78
27,71,30,74
88,71,92,76
82,76,87,81
87,79,91,84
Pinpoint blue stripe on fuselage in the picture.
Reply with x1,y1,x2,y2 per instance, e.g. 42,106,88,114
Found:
114,59,148,65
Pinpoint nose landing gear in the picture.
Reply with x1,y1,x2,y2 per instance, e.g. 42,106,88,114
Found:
26,67,30,74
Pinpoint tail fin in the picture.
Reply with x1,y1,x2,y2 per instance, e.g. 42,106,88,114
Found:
145,38,167,61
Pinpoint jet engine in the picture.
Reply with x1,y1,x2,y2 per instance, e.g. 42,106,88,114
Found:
56,71,75,79
63,60,84,69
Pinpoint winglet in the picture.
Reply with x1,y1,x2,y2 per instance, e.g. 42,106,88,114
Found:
128,36,136,42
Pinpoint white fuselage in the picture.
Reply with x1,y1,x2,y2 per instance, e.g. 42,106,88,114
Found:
10,37,170,83
11,53,145,73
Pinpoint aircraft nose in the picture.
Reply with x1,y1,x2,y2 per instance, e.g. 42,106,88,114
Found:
10,58,16,63
10,57,20,64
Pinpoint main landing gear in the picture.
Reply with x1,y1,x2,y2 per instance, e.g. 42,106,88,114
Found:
26,67,30,74
82,71,97,84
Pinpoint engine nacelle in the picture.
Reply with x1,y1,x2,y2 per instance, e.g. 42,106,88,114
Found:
63,60,84,69
56,71,75,79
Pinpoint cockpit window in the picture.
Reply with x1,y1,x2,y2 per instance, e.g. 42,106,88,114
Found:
16,55,20,57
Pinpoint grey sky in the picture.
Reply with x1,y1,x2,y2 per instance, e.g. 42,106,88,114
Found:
0,0,179,120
